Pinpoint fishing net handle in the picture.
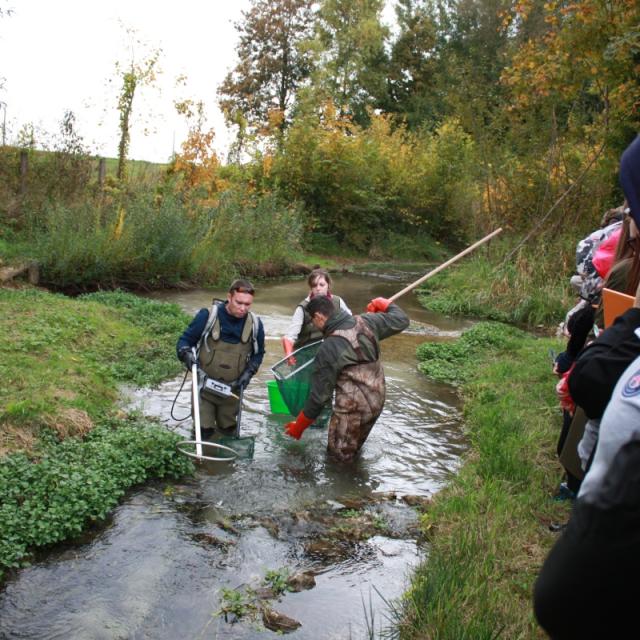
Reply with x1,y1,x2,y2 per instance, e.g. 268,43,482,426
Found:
388,228,502,303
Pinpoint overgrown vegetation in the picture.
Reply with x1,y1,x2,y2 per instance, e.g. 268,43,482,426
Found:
0,289,194,581
2,0,638,297
416,239,575,327
405,322,570,638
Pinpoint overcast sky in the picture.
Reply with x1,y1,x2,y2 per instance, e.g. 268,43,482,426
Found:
0,0,252,162
0,1,396,164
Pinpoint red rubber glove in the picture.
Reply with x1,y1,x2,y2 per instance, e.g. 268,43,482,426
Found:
367,297,391,313
284,411,314,440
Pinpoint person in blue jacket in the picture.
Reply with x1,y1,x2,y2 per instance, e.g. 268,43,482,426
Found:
176,279,265,440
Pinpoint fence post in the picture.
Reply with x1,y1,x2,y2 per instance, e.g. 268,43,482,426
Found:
19,150,28,196
98,157,106,188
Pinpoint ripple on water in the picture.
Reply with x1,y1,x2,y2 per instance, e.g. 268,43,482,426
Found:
0,274,469,639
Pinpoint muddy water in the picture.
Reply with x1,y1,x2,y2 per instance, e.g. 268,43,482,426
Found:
0,272,471,639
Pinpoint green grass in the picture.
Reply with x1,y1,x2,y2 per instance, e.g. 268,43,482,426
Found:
0,288,194,580
0,415,193,575
0,289,188,432
416,238,575,328
401,322,570,639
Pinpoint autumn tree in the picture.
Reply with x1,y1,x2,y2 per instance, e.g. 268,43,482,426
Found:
313,0,389,126
218,0,315,140
501,0,640,150
169,98,226,209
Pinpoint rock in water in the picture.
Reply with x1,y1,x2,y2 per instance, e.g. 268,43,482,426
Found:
261,607,301,633
287,571,316,592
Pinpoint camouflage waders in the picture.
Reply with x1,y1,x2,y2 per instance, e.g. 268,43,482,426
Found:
326,317,385,462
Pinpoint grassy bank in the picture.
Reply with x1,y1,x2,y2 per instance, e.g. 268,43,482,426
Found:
416,239,575,328
0,288,194,581
402,322,571,638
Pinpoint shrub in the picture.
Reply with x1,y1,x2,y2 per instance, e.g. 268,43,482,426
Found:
191,189,304,282
29,189,200,289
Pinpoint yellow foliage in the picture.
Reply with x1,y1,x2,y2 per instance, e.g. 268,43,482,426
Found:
113,207,126,240
172,126,227,210
262,154,274,178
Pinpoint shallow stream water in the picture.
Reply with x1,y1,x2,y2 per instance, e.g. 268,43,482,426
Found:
0,272,472,639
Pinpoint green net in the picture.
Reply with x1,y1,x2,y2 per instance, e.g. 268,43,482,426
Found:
215,434,255,459
271,340,331,428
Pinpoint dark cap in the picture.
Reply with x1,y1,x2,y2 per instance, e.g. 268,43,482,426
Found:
620,135,640,228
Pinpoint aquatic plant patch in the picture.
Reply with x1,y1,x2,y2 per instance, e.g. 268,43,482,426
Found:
416,321,526,385
0,415,193,578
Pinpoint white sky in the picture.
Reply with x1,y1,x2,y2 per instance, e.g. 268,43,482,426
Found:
0,0,252,163
0,0,396,164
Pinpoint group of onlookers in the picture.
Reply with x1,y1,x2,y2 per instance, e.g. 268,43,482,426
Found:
534,135,640,638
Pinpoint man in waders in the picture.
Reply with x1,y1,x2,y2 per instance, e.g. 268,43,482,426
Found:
176,279,265,440
283,295,409,462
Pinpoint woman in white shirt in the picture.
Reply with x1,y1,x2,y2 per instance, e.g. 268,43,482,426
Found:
281,268,352,359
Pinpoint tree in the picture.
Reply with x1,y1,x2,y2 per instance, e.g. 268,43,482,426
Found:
430,0,513,136
385,0,440,129
313,0,389,126
169,99,226,209
501,0,640,149
114,29,161,181
218,0,315,140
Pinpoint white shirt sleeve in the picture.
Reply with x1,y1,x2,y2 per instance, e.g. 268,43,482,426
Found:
284,303,306,342
339,297,352,315
578,355,640,502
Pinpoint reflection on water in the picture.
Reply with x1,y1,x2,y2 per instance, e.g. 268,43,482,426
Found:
0,272,470,639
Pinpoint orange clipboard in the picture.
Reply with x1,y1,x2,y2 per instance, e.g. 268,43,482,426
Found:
602,288,635,328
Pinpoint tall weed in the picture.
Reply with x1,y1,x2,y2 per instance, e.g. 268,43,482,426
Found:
417,237,575,327
192,190,303,282
29,190,199,289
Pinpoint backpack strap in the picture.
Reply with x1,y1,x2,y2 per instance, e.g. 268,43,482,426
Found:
246,311,259,355
198,302,221,355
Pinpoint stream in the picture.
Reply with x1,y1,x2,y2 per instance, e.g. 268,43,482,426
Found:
0,271,472,640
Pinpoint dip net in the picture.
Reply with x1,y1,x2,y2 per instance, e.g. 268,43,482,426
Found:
271,341,331,428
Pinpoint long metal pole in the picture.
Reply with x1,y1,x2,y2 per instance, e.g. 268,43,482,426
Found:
191,349,202,458
388,227,503,303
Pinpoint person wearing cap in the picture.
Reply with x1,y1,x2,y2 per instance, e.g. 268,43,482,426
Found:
176,279,265,439
283,295,409,462
281,268,352,360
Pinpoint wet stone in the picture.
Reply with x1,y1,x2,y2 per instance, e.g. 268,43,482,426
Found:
261,607,302,633
304,538,352,562
192,532,235,548
371,491,398,502
402,494,433,510
334,495,370,510
286,570,316,592
254,586,278,600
